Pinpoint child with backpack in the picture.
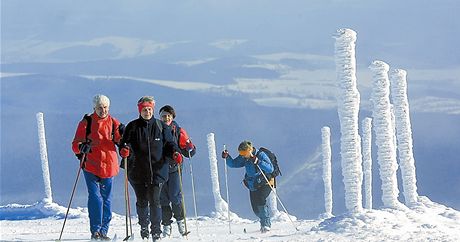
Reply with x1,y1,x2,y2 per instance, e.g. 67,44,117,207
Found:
221,140,274,233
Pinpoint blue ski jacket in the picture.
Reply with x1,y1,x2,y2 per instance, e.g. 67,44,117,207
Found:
225,149,274,191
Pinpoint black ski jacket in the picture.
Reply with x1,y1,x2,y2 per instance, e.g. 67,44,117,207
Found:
121,116,179,185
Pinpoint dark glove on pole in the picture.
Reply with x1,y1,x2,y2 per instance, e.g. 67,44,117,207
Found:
221,150,229,159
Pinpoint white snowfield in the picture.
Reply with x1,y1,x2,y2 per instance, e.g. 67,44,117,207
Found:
1,196,460,241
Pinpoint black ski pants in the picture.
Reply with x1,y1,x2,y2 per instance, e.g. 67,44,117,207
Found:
130,182,163,235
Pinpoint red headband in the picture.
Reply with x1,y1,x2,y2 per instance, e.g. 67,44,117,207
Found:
137,101,154,113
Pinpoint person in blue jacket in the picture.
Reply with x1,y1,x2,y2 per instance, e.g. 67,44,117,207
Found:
221,140,274,233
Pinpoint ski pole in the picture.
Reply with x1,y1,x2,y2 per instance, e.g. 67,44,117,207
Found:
223,144,232,234
255,162,300,231
177,164,191,236
122,158,133,241
58,154,86,241
187,149,199,234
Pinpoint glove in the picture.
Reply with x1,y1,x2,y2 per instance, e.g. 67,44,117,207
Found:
185,140,194,151
221,150,229,159
78,142,91,154
249,155,259,165
173,152,183,165
119,147,130,158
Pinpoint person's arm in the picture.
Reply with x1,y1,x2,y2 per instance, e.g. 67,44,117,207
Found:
226,155,246,168
71,119,87,155
179,127,196,157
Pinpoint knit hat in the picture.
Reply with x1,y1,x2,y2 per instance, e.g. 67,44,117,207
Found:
238,140,253,156
137,96,155,113
159,105,176,119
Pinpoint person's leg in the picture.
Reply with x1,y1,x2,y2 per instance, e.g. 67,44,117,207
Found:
148,183,163,237
99,177,113,237
258,185,272,229
83,170,103,235
130,182,150,239
168,171,184,222
167,170,187,235
160,178,173,226
250,186,272,229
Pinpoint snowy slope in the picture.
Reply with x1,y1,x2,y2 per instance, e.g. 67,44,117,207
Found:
1,196,460,241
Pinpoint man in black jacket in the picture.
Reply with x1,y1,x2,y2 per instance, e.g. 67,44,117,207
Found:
120,96,182,241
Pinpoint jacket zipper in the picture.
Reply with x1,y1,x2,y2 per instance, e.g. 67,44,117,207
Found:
147,121,154,184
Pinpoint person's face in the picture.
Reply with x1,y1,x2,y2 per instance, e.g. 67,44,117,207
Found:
94,103,109,118
161,113,173,125
140,106,154,120
241,147,253,158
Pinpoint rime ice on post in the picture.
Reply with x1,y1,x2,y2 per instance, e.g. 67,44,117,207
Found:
268,188,280,218
321,127,333,217
390,69,419,206
206,133,237,219
369,61,401,208
362,118,373,209
334,28,363,213
36,112,53,204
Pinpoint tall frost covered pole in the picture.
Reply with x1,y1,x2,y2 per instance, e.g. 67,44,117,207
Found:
369,61,400,208
321,127,333,217
362,118,373,209
390,69,418,206
267,188,281,218
36,112,53,204
334,28,363,213
206,133,233,219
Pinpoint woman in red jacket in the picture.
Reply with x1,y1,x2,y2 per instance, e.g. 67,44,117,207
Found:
72,94,123,241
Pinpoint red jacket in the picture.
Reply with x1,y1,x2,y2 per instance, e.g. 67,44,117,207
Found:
72,113,122,178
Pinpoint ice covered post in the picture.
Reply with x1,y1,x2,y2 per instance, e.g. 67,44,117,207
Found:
206,133,232,219
36,112,53,204
369,61,401,208
267,188,281,218
321,127,333,217
362,118,373,209
390,69,418,206
333,28,363,213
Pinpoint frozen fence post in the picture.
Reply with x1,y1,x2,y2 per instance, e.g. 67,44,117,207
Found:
362,118,373,209
207,133,233,219
390,69,419,206
268,188,281,218
321,127,333,217
369,61,401,208
333,28,363,213
36,112,53,204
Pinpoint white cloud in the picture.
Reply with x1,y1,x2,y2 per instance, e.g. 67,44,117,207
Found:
209,39,248,50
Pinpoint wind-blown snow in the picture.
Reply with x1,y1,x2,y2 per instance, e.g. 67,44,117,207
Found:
206,133,239,221
369,60,401,209
334,28,363,213
36,112,52,204
362,117,373,210
390,69,419,206
321,126,333,217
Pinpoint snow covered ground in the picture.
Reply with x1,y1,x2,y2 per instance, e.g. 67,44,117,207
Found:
1,196,460,241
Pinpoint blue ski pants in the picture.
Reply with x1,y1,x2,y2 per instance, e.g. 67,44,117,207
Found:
249,184,272,228
83,170,113,235
160,170,184,225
